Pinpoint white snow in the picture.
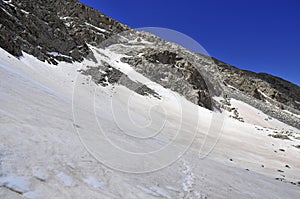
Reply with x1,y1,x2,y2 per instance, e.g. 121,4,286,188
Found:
2,0,13,7
84,177,103,189
20,9,29,15
0,176,31,193
3,0,12,4
227,84,238,90
127,37,153,45
283,109,300,119
165,186,179,192
57,172,75,187
64,22,71,27
257,89,279,105
23,191,40,199
0,46,300,198
136,185,160,197
46,51,72,59
32,167,48,181
181,160,196,197
229,98,295,129
136,185,170,198
60,16,74,20
149,186,171,198
85,22,107,32
160,76,169,82
257,89,277,105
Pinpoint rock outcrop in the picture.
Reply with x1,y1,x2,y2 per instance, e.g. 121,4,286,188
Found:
0,0,129,64
214,58,300,112
121,48,213,109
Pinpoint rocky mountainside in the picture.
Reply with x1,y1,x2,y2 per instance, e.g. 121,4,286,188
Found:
215,58,300,111
0,0,299,128
0,0,129,63
214,58,300,128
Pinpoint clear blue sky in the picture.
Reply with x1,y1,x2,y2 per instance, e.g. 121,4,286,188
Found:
80,0,300,86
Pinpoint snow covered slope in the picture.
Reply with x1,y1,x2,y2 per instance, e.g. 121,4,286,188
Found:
0,47,300,199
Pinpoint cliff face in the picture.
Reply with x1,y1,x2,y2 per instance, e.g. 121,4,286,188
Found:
214,58,300,112
0,0,129,63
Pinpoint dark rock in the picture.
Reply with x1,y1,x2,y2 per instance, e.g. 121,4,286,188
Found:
121,49,214,110
268,134,290,140
277,170,284,173
144,50,177,64
275,177,285,181
279,149,285,152
293,145,300,149
214,58,300,112
80,63,161,99
252,88,265,101
0,0,129,62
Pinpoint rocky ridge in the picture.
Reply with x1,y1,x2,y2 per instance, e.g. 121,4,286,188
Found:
0,0,129,63
214,58,300,112
213,59,300,129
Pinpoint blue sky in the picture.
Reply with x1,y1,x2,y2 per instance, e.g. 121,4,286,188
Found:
80,0,300,86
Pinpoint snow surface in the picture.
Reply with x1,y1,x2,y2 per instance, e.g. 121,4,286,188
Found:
0,176,31,194
23,191,40,199
226,84,238,91
32,167,49,181
0,47,300,198
2,0,12,4
85,22,107,32
84,177,103,189
46,51,72,59
20,9,29,15
283,109,300,119
57,172,75,187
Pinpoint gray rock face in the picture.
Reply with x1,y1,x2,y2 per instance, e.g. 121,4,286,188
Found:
211,58,300,129
80,63,161,99
121,48,213,110
0,0,129,64
214,58,300,112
